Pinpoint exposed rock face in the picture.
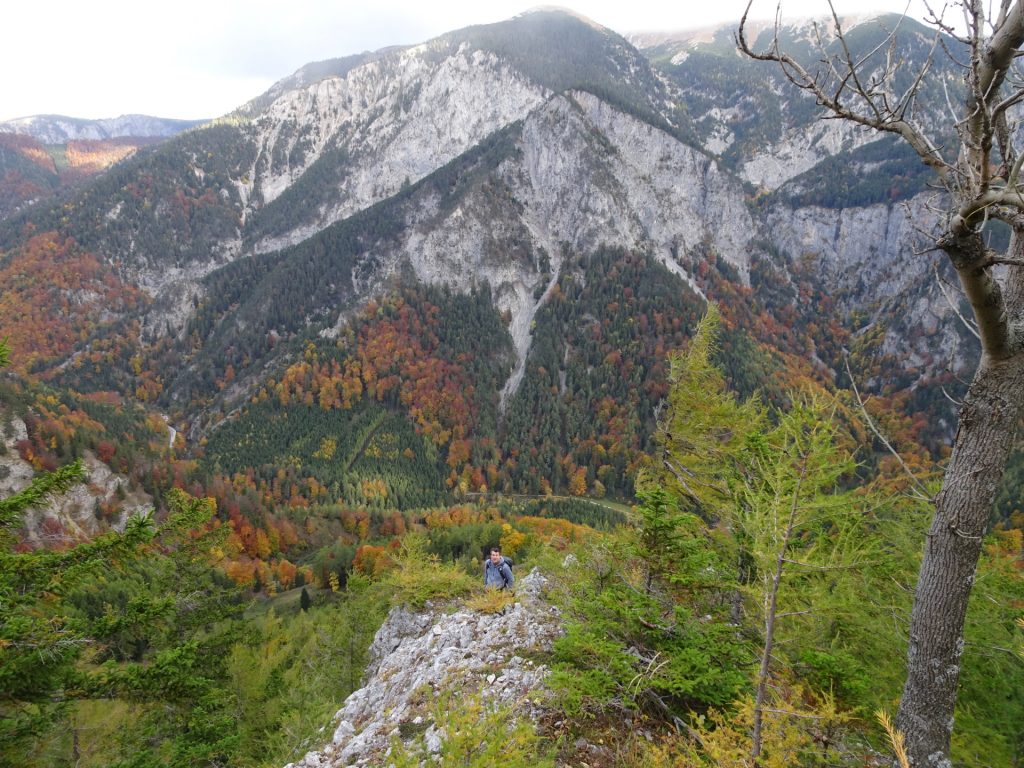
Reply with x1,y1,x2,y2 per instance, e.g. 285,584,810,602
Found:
740,118,876,191
765,194,973,375
374,90,753,404
0,416,32,497
285,569,560,768
245,42,548,251
0,414,151,547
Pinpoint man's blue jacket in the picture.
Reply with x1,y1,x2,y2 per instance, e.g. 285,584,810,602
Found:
484,557,513,589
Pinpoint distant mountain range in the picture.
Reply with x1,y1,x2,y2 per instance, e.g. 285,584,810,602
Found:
0,114,207,143
0,114,206,219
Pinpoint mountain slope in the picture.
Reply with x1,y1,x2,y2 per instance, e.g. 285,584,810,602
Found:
632,13,959,191
0,9,977,505
140,88,750,417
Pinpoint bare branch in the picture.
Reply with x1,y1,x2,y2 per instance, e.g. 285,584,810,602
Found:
940,385,965,406
991,84,1024,116
761,707,839,720
1005,140,1024,186
662,459,704,503
895,33,941,120
781,557,868,570
842,355,936,500
956,186,1024,223
736,1,950,174
933,260,983,339
996,0,1014,30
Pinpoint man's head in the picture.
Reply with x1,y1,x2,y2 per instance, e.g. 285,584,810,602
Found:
488,546,502,564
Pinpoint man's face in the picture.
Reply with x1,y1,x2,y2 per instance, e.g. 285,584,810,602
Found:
489,550,502,564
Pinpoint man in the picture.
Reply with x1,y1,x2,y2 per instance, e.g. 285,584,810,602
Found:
483,545,513,590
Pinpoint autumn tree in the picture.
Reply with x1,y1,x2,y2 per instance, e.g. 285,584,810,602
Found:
738,4,1024,765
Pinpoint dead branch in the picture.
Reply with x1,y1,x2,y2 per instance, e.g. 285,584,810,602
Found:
737,0,949,174
933,260,982,338
842,355,935,501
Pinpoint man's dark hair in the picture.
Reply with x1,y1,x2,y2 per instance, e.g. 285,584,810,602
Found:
488,545,501,556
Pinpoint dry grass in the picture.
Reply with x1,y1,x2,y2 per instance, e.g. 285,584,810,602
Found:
466,587,516,614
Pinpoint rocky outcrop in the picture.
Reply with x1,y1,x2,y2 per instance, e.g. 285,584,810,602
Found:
0,414,151,547
286,569,561,768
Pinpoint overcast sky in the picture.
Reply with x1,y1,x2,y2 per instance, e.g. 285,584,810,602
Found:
2,0,939,122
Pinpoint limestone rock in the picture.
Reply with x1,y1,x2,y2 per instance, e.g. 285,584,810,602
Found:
284,569,560,768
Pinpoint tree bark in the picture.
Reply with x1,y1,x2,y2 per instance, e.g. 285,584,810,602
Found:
896,349,1024,767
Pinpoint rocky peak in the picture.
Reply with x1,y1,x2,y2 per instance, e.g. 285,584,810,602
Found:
285,569,561,768
243,39,548,250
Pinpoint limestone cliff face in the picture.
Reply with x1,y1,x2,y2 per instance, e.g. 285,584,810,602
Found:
244,42,548,249
380,90,754,404
765,194,973,378
285,570,560,768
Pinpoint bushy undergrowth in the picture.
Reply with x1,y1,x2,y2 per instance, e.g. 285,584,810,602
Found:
227,576,389,767
545,531,751,724
465,587,517,614
64,577,390,768
383,533,479,608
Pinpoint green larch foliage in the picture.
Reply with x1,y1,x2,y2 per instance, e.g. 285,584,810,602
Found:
646,302,765,515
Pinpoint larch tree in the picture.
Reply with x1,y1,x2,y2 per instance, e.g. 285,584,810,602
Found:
654,308,884,764
738,3,1024,766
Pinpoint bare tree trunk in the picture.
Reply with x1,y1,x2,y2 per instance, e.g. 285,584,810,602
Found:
751,537,787,766
896,260,1024,766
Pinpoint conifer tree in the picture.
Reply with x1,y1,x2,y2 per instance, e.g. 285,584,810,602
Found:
651,309,896,761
